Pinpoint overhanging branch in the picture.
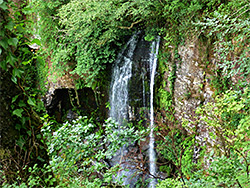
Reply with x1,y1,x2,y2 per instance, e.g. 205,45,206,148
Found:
118,20,142,29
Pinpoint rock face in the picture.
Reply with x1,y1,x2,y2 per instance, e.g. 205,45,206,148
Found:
174,41,218,158
174,42,214,124
157,38,217,156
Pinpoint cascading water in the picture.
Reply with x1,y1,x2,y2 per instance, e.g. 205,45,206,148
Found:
109,33,160,187
110,33,138,126
148,37,160,188
109,33,139,185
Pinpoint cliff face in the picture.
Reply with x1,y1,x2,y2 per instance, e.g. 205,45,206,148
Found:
168,39,215,143
157,35,249,160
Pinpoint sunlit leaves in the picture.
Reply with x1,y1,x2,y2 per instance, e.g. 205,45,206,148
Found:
27,97,36,106
0,0,8,10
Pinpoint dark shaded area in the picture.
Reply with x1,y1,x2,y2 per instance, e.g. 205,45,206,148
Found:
0,69,19,152
129,34,151,123
45,88,98,122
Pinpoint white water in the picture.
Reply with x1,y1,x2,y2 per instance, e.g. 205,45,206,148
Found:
109,33,160,187
110,34,138,125
148,36,160,188
109,33,138,185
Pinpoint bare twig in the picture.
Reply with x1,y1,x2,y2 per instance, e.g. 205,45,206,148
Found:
118,20,142,30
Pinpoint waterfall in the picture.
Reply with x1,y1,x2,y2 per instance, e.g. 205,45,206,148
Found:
110,34,138,125
109,33,139,185
148,37,160,188
109,33,160,187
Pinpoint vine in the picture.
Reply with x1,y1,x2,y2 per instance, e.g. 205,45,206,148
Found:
0,0,50,185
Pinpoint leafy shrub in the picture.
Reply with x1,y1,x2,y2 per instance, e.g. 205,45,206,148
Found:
42,116,144,187
3,116,145,187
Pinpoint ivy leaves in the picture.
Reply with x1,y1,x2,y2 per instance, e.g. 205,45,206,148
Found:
1,1,45,129
13,108,24,118
195,2,250,81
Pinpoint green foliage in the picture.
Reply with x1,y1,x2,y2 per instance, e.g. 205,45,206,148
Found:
196,88,250,159
1,0,47,115
30,0,226,87
29,0,157,87
178,87,250,187
3,116,145,187
2,164,56,188
195,1,250,81
1,0,49,185
40,116,145,187
210,68,231,95
156,178,184,188
156,87,249,187
155,2,249,186
158,88,172,111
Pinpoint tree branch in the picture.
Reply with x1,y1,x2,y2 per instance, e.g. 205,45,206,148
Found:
118,20,142,30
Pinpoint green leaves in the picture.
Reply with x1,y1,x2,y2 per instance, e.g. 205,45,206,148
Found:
0,38,8,50
190,87,250,187
30,38,41,46
13,68,24,78
195,1,250,80
5,20,15,31
0,0,8,10
8,38,18,47
13,108,24,118
11,75,17,84
27,97,36,106
40,116,144,186
32,0,159,87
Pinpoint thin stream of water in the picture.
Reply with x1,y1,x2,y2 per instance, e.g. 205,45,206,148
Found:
148,36,160,188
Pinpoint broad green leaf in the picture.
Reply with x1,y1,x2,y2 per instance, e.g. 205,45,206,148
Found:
0,2,8,10
8,38,18,47
0,38,8,50
22,59,31,65
13,68,24,78
7,53,17,66
27,97,36,106
12,95,19,103
27,130,31,136
0,48,2,55
5,21,14,31
18,100,26,107
0,0,4,5
30,38,41,46
13,108,24,118
14,11,21,16
36,134,42,139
